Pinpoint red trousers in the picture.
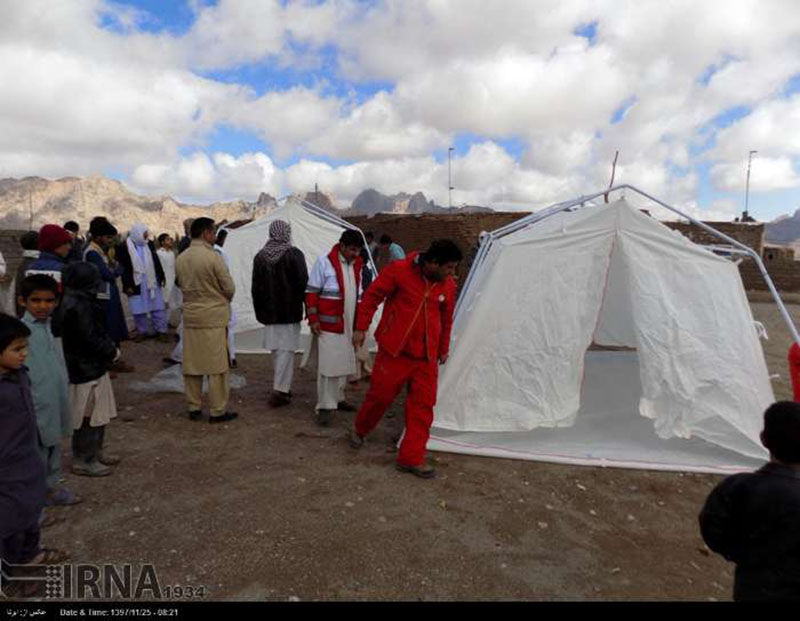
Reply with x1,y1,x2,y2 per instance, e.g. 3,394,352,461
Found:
354,349,439,467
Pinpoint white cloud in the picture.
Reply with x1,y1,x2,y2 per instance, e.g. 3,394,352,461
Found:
1,0,799,220
711,156,800,193
132,152,282,203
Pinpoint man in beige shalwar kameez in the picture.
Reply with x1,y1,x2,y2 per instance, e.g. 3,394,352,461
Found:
175,217,237,423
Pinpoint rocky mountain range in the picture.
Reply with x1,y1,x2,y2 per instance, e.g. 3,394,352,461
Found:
0,176,277,234
0,176,494,233
765,209,800,244
303,188,493,216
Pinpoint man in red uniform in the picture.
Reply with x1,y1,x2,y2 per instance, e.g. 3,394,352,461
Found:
349,239,462,478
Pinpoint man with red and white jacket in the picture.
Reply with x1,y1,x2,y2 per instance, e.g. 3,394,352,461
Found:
306,230,364,426
349,239,462,479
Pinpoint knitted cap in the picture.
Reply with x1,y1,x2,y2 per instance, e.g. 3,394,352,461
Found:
37,224,73,253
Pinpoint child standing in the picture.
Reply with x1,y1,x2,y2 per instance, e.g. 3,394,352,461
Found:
0,313,68,571
55,263,120,477
19,275,80,506
699,401,800,601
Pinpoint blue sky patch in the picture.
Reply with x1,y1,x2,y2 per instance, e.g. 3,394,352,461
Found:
710,105,751,129
783,73,800,97
574,21,598,45
101,0,204,35
205,124,268,156
611,96,637,124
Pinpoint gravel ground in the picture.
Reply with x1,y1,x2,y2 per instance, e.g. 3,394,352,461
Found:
38,300,800,601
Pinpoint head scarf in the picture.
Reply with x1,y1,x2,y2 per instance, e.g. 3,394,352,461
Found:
257,220,292,265
129,223,149,247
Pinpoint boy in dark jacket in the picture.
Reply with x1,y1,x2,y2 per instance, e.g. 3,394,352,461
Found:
55,263,120,477
251,220,308,407
26,224,73,288
0,313,68,579
699,401,800,601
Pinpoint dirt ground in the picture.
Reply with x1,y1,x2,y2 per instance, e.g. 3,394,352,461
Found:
39,299,800,602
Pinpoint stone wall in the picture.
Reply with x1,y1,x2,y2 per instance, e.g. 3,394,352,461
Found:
345,213,796,292
661,221,765,255
0,229,26,314
345,212,530,283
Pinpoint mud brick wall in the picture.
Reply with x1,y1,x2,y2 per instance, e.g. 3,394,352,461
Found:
0,229,27,313
346,214,795,292
763,245,795,261
662,221,765,255
345,212,531,284
740,258,800,292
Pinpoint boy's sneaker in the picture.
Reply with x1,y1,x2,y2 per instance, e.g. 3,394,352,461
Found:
71,461,111,477
46,488,83,506
188,410,202,421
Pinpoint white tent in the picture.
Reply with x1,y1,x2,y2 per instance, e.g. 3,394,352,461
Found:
223,196,376,354
429,187,794,473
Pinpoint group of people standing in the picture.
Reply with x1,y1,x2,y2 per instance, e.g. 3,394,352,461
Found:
249,221,461,478
0,212,462,598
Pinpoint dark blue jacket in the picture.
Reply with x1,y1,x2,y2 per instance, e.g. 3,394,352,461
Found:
26,251,68,286
700,462,800,601
0,367,46,537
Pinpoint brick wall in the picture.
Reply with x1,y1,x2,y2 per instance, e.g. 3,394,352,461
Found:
661,221,765,255
345,213,797,292
0,230,26,313
345,212,530,283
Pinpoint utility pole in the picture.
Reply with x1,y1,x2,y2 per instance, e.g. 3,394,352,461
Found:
744,149,757,221
448,146,455,208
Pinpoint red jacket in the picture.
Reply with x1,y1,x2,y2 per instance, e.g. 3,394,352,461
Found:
356,252,456,361
305,244,363,334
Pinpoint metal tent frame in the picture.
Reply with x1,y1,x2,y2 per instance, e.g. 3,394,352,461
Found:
223,194,378,279
455,184,800,345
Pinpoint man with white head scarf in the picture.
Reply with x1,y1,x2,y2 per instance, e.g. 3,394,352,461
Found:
251,220,308,407
116,223,168,342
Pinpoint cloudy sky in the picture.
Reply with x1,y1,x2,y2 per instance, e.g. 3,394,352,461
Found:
1,0,799,219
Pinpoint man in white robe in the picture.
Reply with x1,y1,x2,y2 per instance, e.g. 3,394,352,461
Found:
306,230,365,426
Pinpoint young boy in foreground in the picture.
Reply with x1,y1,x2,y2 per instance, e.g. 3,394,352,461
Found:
699,401,800,601
19,275,81,506
0,313,68,588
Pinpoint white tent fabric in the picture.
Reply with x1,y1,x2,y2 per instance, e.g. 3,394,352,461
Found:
430,198,773,473
223,196,378,354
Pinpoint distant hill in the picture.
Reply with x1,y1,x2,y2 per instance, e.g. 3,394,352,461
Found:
0,175,277,233
348,188,493,216
0,176,495,234
765,209,800,243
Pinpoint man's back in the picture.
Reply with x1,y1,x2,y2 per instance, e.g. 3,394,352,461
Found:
700,463,800,600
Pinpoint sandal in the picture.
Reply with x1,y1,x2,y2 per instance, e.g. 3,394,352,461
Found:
28,548,70,565
47,487,83,506
39,512,65,529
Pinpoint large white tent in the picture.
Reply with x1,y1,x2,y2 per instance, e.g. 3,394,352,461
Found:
429,187,794,473
223,196,376,354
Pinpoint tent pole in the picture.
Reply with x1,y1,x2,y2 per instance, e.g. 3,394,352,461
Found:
620,184,800,346
455,184,800,346
296,196,378,278
455,186,629,319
